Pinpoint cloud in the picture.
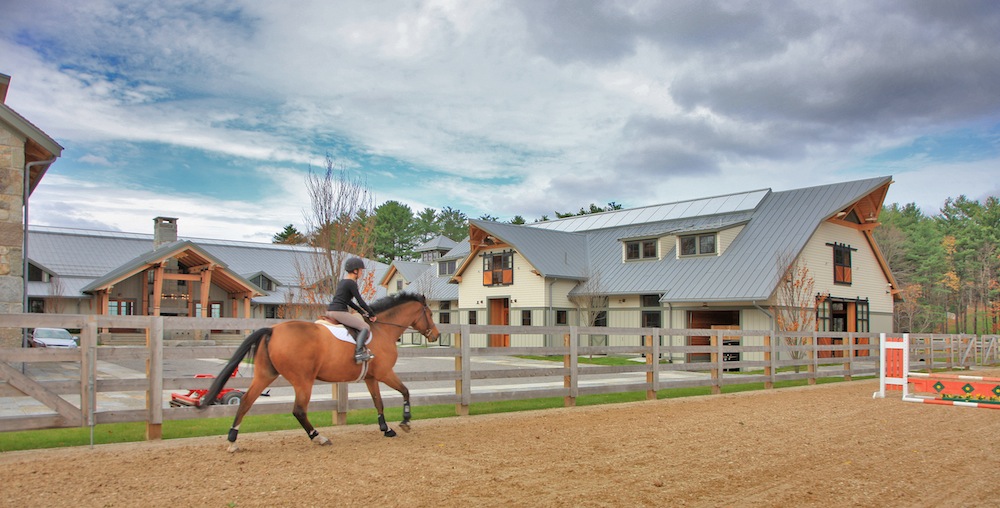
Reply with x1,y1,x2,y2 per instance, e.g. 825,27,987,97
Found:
4,0,1000,239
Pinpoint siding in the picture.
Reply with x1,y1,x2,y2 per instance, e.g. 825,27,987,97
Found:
798,222,894,315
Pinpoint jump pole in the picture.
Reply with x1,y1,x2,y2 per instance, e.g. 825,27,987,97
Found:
873,333,1000,409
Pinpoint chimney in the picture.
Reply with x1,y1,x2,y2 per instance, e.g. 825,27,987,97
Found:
153,217,178,248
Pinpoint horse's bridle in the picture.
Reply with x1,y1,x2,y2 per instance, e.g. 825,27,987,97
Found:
371,304,437,338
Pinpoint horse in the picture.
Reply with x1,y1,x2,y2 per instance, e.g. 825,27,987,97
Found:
199,292,440,452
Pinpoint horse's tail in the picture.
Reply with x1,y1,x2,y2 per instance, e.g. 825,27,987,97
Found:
197,327,272,410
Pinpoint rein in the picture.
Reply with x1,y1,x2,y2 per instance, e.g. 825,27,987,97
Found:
370,304,435,337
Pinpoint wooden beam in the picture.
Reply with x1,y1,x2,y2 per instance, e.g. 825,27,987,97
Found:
0,361,82,426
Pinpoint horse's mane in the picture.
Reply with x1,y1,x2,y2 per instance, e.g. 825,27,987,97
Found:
369,292,426,314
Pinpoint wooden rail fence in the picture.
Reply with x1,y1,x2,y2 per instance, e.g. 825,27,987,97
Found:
2,314,997,440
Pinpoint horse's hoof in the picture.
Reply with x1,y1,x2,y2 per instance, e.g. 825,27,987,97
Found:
399,422,411,432
227,443,239,453
312,435,331,446
384,429,397,437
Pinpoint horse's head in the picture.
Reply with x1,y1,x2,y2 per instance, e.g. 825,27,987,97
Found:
413,296,441,343
371,293,440,342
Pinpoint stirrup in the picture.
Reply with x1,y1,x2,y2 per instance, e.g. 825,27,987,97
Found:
354,350,374,363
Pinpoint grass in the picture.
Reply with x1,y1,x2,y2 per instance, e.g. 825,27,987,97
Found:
0,375,860,453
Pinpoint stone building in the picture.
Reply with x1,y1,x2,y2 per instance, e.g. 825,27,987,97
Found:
0,73,63,347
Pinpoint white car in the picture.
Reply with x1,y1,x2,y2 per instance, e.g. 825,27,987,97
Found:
30,328,79,348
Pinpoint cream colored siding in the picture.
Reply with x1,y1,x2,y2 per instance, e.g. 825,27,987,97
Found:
385,273,405,295
658,235,676,259
459,250,548,308
797,222,893,316
718,224,744,255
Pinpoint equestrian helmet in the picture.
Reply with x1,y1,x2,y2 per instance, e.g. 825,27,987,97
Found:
344,257,366,273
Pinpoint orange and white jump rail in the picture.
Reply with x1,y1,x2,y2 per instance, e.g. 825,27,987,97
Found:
873,333,1000,409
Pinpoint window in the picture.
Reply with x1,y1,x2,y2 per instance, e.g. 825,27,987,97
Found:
680,234,716,256
439,302,451,324
828,243,855,285
396,280,404,291
108,299,136,316
521,310,532,326
625,239,657,260
265,305,278,319
195,302,222,318
468,310,478,325
252,275,273,291
438,259,457,276
593,310,608,327
556,310,568,325
483,251,514,286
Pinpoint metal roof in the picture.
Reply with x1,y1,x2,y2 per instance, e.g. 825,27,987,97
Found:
414,235,458,252
530,188,769,232
27,226,388,303
569,176,893,301
468,219,590,280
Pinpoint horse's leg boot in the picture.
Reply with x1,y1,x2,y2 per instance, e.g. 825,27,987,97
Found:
354,329,374,363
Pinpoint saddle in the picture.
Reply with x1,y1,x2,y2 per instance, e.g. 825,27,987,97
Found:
316,315,360,341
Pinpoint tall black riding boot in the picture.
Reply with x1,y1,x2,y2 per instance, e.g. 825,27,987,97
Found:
354,329,374,363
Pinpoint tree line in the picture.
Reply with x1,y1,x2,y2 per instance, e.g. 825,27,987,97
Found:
273,196,622,264
875,196,1000,334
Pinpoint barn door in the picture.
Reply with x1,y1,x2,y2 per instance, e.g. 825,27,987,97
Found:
488,298,510,347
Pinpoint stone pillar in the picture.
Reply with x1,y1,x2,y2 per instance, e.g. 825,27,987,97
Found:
0,125,26,347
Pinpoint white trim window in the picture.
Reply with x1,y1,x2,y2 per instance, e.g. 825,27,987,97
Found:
679,233,717,257
625,238,658,261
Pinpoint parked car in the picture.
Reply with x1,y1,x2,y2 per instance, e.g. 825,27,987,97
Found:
30,328,79,348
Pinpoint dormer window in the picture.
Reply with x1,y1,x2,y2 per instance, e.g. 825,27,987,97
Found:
680,233,716,257
438,259,457,276
625,239,657,260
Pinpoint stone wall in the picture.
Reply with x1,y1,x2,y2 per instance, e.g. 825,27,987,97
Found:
0,124,25,347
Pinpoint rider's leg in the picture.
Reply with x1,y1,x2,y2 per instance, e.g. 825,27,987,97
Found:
354,328,373,363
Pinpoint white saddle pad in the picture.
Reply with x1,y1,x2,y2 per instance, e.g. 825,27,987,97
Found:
315,321,370,345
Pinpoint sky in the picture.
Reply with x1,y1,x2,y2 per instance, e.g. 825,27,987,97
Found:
3,0,999,243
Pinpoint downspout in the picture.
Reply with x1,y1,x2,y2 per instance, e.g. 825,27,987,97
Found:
665,302,674,362
547,278,558,347
22,158,57,348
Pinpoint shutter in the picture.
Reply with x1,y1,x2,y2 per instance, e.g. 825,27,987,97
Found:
502,269,513,284
483,271,493,286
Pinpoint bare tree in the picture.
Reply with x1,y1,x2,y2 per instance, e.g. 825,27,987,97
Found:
284,156,376,319
569,270,609,349
771,254,815,371
46,275,67,314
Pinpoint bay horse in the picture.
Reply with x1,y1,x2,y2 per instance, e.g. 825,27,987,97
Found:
199,292,440,452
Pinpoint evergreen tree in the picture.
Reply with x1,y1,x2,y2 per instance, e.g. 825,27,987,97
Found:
373,200,417,263
272,224,306,244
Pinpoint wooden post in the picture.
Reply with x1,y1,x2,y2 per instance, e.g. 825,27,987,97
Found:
710,332,720,395
332,383,348,425
645,335,655,400
807,332,817,385
146,317,163,440
763,334,773,389
564,333,576,407
80,317,98,429
456,327,470,416
843,332,853,381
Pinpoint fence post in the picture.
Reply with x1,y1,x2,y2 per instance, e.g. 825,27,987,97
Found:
764,334,773,389
645,335,655,400
844,332,853,381
332,383,348,425
563,332,576,407
808,332,817,385
146,316,164,440
710,331,721,395
456,325,471,416
81,316,98,445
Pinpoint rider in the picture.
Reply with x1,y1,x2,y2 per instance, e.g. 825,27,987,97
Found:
326,257,378,363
